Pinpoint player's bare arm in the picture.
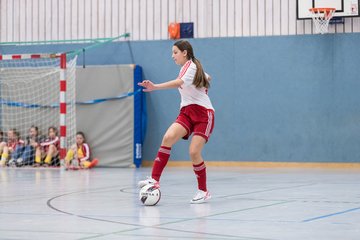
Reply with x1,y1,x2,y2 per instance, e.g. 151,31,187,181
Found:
138,78,184,92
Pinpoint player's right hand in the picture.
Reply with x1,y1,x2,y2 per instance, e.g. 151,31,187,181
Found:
138,80,156,92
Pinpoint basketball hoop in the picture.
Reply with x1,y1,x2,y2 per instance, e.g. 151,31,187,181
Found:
309,8,336,34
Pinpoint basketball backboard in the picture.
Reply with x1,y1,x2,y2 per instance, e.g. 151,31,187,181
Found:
297,0,359,19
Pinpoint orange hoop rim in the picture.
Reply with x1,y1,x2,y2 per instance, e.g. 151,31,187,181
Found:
309,7,336,13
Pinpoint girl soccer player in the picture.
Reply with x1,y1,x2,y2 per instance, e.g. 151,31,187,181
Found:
15,125,44,166
34,126,59,167
0,129,24,167
138,40,215,204
65,131,98,169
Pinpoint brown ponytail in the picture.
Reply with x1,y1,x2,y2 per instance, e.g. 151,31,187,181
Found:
192,57,210,89
173,40,210,89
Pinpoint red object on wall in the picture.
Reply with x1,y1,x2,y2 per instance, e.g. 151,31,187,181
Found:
168,22,180,39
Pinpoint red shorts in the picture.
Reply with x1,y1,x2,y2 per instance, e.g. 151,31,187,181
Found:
175,104,215,142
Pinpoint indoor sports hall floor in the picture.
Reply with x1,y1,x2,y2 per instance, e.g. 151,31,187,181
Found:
1,167,359,240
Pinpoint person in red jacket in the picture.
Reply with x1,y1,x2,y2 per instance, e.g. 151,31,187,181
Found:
34,126,59,167
0,129,24,167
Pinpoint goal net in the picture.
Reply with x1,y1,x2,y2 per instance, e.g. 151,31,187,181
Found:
0,53,77,166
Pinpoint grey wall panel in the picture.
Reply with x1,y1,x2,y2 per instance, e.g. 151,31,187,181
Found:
76,65,134,167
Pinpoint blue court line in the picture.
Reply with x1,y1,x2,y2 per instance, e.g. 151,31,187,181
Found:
302,207,360,222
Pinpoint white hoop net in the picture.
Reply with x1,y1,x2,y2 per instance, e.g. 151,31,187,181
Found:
309,8,336,34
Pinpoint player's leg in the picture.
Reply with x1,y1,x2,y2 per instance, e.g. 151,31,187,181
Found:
19,145,34,166
81,158,99,169
153,123,187,178
88,158,99,168
34,147,42,167
10,145,24,166
138,122,188,188
0,145,9,166
44,145,57,166
65,144,77,165
189,136,211,204
0,142,5,152
0,142,7,167
189,107,214,203
51,147,59,166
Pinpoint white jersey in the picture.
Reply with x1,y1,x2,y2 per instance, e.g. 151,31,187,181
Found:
177,60,214,110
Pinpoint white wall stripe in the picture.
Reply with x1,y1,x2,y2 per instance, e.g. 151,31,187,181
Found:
205,111,213,137
0,0,359,43
258,0,265,36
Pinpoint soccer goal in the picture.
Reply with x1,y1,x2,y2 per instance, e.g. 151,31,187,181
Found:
0,53,77,166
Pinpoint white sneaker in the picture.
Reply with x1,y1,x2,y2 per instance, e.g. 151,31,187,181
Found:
16,158,24,166
8,159,16,167
138,177,159,189
190,190,211,204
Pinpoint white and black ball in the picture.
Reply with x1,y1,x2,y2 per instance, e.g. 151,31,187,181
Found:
139,184,161,206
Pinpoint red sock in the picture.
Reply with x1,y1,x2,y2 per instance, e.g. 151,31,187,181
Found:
193,162,207,192
151,146,171,181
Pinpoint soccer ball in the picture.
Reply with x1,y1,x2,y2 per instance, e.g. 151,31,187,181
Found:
139,184,161,206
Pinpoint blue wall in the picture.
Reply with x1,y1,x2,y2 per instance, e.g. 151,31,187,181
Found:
1,33,359,162
135,35,360,163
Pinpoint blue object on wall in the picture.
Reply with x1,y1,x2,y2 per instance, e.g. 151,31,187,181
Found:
180,22,194,38
133,65,145,168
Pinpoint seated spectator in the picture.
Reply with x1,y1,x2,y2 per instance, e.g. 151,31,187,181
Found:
0,129,24,167
14,126,44,167
34,126,59,167
65,131,98,169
